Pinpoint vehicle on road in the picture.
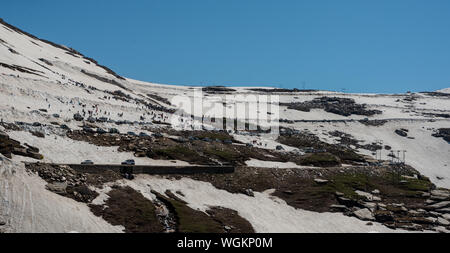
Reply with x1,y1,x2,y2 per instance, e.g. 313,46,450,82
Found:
81,160,94,165
121,159,135,165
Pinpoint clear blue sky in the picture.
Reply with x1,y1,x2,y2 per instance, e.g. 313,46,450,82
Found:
2,0,450,93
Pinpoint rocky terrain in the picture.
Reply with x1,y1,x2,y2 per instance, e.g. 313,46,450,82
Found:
282,96,383,116
0,129,43,160
1,18,450,233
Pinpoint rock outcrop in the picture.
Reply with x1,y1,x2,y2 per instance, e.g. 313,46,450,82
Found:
283,97,382,117
0,130,43,160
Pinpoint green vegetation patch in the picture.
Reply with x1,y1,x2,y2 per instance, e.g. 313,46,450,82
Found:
151,145,198,160
204,148,240,162
196,132,233,142
381,173,433,198
299,153,341,167
323,173,374,199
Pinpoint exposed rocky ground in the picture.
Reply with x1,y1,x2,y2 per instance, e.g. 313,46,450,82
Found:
66,128,293,166
248,88,317,93
21,127,450,233
24,161,255,233
0,129,43,160
177,165,450,232
89,186,167,233
202,86,236,94
277,128,366,165
283,97,383,116
25,163,107,203
359,119,388,126
432,128,450,143
328,130,383,152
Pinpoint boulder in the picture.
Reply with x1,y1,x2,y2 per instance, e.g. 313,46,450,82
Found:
330,205,349,212
362,202,377,211
314,178,329,184
371,189,380,195
355,190,374,201
335,191,345,197
428,201,450,210
431,189,450,199
354,208,375,221
424,217,438,224
408,210,421,216
437,217,450,226
372,196,382,202
46,182,67,194
429,211,441,217
431,195,449,201
377,203,387,209
244,189,254,197
425,199,435,205
436,208,450,214
435,226,450,233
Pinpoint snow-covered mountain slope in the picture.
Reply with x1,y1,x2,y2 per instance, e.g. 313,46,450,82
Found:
438,88,450,94
1,18,450,233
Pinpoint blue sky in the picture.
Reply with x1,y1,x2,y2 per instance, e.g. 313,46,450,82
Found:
2,0,450,93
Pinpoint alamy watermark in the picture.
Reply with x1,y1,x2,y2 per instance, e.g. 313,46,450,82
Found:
169,88,280,136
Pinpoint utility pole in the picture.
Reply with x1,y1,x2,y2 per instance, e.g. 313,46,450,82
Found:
401,150,407,164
